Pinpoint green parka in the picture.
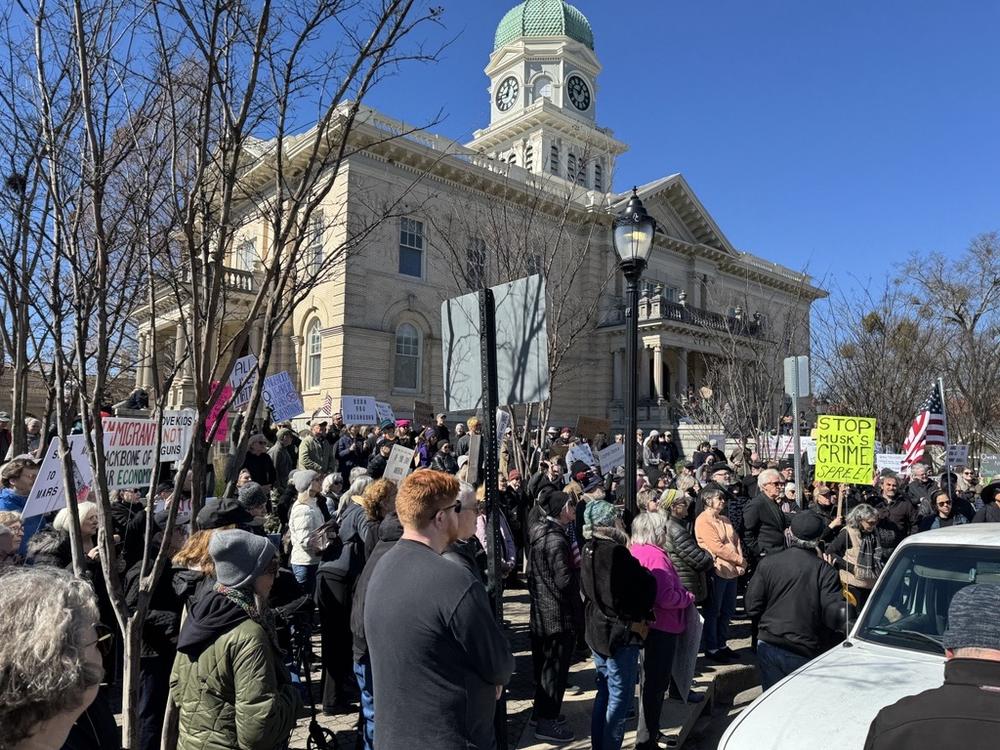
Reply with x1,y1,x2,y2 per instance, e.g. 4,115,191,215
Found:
169,616,301,750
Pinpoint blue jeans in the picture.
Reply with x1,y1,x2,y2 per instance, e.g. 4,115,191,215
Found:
756,640,811,691
703,574,737,652
353,658,375,750
591,645,640,750
291,563,317,596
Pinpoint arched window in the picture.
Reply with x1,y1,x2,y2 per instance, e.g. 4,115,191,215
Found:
306,320,322,390
567,153,577,182
394,323,420,391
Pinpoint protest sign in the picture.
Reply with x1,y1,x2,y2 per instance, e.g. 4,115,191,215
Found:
340,396,378,425
375,401,396,425
496,408,511,445
876,453,906,475
874,440,885,455
799,436,818,465
412,400,434,428
946,444,969,468
576,416,611,440
262,372,304,422
207,382,231,442
814,415,877,484
708,434,727,452
979,453,1000,479
384,444,415,485
229,355,258,409
22,436,94,519
767,434,794,458
597,442,626,474
567,442,597,469
160,409,195,463
103,418,159,491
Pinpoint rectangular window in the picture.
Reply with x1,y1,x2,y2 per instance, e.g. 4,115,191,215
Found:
567,153,576,183
525,252,543,277
575,158,586,186
467,237,487,290
309,211,324,273
594,162,603,191
399,217,424,277
549,144,559,175
235,237,256,271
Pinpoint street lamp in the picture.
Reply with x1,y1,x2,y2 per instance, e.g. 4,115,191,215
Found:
612,188,657,518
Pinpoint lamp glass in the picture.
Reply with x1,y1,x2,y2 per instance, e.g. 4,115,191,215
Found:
614,220,655,264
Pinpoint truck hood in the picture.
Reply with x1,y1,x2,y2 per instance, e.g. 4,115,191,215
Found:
720,639,944,750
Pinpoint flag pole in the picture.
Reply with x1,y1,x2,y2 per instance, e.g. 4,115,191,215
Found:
938,376,954,498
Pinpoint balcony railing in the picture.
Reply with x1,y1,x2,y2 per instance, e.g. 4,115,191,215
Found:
599,286,764,338
155,264,258,297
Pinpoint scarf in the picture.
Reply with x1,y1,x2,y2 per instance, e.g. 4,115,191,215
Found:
214,582,284,655
856,530,883,581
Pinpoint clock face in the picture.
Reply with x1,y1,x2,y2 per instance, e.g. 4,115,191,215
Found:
495,76,519,112
566,75,591,111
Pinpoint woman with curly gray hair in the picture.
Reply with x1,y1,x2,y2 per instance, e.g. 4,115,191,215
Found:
0,566,105,750
827,502,891,609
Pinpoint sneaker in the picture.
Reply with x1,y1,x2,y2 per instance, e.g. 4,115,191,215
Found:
528,714,565,727
534,719,575,743
567,683,584,695
704,649,733,663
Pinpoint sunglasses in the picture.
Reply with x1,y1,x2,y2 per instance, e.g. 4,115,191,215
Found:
937,501,952,507
85,623,115,660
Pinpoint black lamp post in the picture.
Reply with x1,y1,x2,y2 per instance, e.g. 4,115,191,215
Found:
612,188,657,517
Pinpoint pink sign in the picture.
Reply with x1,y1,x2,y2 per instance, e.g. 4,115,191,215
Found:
207,381,231,442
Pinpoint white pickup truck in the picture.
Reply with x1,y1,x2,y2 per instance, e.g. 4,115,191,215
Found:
719,524,1000,750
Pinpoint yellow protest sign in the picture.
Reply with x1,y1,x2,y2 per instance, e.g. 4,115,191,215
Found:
814,415,876,484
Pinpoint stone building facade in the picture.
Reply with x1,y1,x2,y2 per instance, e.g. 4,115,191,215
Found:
134,0,825,431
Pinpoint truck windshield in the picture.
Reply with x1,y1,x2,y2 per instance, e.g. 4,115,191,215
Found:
856,545,1000,655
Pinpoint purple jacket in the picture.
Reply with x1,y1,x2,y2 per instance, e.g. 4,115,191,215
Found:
629,543,694,634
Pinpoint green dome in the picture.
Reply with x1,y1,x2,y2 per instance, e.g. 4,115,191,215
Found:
493,0,595,51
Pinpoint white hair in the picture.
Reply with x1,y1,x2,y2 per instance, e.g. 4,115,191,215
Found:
758,468,782,489
630,510,667,548
53,502,97,534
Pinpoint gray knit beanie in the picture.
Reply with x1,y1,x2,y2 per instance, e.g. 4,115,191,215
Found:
943,584,1000,652
208,529,276,590
236,481,268,510
294,470,318,494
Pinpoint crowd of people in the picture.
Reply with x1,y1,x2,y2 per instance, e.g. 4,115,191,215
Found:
1,409,999,750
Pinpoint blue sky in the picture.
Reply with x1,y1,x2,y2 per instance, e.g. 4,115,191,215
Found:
364,1,1000,292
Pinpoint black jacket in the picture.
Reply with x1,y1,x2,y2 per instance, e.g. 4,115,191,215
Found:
350,513,403,662
125,552,184,659
528,517,582,637
864,659,1000,750
743,493,788,559
430,451,459,474
367,453,388,479
905,478,939,515
745,545,843,658
662,517,714,603
319,501,377,582
580,530,656,658
973,502,1000,523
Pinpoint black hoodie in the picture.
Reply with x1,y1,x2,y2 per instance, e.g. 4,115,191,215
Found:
350,513,404,662
176,590,248,659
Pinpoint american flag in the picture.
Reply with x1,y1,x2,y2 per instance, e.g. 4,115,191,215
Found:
312,393,333,419
901,382,947,469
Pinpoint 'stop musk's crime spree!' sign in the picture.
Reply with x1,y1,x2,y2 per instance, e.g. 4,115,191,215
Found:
814,415,876,484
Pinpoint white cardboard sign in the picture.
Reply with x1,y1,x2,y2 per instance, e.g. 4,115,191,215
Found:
160,409,196,463
229,355,258,409
876,453,906,475
22,436,94,519
375,401,396,425
946,444,969,468
263,372,304,422
567,443,597,469
340,396,379,425
103,418,159,491
384,444,415,484
597,442,626,474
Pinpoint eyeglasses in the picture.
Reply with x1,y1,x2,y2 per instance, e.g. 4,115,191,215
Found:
85,623,115,659
937,501,952,507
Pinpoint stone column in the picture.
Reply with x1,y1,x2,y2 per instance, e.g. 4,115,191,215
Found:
677,347,689,400
639,345,650,401
136,333,147,389
653,344,664,403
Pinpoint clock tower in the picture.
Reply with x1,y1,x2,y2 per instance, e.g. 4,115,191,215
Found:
466,0,627,191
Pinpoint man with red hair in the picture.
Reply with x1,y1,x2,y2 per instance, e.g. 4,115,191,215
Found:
364,470,514,749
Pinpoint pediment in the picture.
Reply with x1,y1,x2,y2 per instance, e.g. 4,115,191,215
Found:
614,174,738,256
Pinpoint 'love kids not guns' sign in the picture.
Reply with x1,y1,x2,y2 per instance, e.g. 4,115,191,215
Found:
814,415,876,484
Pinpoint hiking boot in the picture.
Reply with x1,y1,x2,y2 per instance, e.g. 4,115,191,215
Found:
528,713,565,727
534,718,574,743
